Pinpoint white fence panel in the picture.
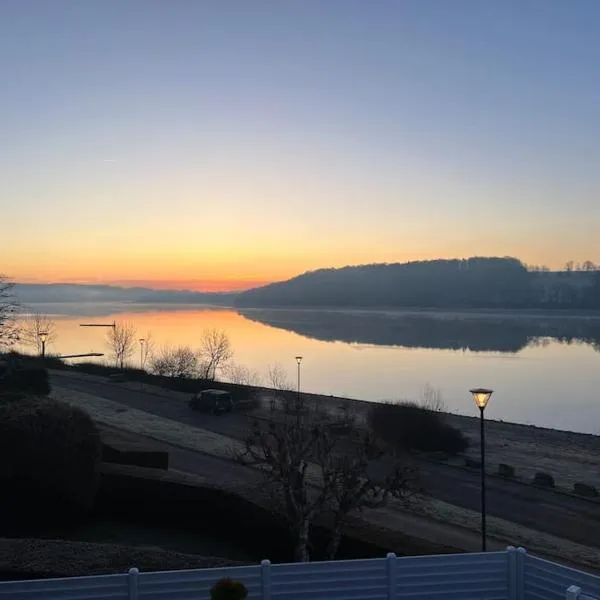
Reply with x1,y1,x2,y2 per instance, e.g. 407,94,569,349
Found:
1,547,599,600
137,564,261,600
566,585,600,600
0,572,128,600
395,551,509,600
525,555,600,600
270,557,387,600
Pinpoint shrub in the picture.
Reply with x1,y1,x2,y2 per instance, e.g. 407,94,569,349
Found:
210,578,248,600
573,482,598,498
498,463,515,478
0,366,50,396
0,397,101,527
367,401,469,455
532,472,555,488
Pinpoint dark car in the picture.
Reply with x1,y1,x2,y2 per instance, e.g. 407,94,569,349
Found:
189,389,234,414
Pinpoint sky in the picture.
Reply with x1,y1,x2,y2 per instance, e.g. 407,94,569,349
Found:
2,0,600,291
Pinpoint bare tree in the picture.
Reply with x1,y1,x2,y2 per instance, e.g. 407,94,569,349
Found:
197,328,233,380
21,313,57,355
323,430,416,559
419,383,445,412
265,362,293,411
150,345,197,378
582,260,597,272
241,408,335,561
267,362,292,391
239,400,416,561
224,362,262,386
0,276,19,349
106,322,136,368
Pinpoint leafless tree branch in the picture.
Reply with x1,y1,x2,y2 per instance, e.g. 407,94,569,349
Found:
197,328,233,380
0,276,19,349
105,322,136,368
21,313,57,355
238,397,417,561
149,345,197,378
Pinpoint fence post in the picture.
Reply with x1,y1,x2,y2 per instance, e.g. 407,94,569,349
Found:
567,586,581,600
516,547,527,600
507,547,517,600
261,559,271,600
128,568,139,600
386,553,397,600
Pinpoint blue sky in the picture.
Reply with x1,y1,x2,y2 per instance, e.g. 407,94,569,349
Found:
1,0,599,289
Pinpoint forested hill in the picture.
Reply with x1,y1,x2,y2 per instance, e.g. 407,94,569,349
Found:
234,257,600,310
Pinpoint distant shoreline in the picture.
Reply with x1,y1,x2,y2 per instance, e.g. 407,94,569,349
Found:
19,300,600,319
238,305,600,319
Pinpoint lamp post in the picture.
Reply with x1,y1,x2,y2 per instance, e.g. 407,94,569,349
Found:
470,387,493,552
39,331,48,358
139,338,145,370
295,356,303,410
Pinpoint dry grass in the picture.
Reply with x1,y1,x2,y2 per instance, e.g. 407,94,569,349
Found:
408,497,600,569
52,389,244,459
449,414,600,490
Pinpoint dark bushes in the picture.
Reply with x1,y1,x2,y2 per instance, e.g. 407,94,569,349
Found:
532,472,555,488
498,463,516,478
367,402,469,455
0,365,50,396
211,578,248,600
573,482,598,498
0,398,101,528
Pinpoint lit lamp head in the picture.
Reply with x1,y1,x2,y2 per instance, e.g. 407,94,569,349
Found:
139,338,145,344
470,388,493,410
39,331,48,344
295,356,303,365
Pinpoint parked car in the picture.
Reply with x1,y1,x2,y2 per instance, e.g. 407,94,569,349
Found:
189,389,234,414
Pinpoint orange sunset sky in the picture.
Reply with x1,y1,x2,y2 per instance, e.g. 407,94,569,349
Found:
2,2,599,292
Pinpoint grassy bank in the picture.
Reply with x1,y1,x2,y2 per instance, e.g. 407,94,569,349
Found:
50,386,600,568
7,352,600,490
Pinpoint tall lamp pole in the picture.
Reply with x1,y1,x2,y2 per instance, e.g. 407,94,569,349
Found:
295,356,303,410
39,331,48,358
470,388,493,552
139,338,145,370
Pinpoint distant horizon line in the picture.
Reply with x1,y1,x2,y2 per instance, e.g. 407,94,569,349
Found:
11,255,598,294
14,280,250,294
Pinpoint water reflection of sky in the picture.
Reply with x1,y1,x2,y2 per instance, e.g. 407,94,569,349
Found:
16,304,600,434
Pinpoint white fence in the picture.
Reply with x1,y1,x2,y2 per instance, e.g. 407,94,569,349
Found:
566,585,599,600
524,554,600,600
0,547,599,600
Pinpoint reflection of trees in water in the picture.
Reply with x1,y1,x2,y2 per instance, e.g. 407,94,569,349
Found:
238,309,600,353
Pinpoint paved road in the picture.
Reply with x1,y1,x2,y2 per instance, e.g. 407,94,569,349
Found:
51,371,600,549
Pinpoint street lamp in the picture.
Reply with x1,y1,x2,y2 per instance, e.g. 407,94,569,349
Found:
139,338,145,370
39,331,48,358
470,387,493,552
295,356,303,410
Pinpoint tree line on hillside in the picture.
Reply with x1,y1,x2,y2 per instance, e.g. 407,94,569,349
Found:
235,257,600,310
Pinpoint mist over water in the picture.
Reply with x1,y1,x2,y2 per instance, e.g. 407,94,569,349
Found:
20,303,600,435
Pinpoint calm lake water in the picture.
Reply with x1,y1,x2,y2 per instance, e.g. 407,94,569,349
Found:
18,302,600,435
